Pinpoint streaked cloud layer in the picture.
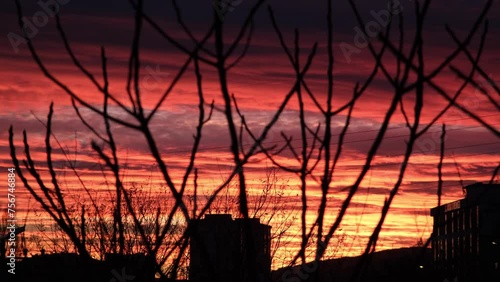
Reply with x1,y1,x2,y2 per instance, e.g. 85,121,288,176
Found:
0,0,499,261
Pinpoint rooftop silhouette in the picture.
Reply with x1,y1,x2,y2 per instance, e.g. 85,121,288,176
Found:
189,214,271,282
431,182,500,281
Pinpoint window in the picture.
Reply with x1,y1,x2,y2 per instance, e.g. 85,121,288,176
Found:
444,241,447,260
451,213,454,233
471,207,476,230
462,212,466,231
452,237,455,258
477,235,480,253
470,234,473,254
443,213,449,235
469,208,472,230
476,206,480,229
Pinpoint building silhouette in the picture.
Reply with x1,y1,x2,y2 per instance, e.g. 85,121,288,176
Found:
0,252,155,282
189,214,271,282
431,183,500,281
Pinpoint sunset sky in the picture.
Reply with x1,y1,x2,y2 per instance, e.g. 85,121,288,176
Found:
0,0,499,266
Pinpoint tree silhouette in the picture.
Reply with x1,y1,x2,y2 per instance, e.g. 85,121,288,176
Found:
7,0,499,281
